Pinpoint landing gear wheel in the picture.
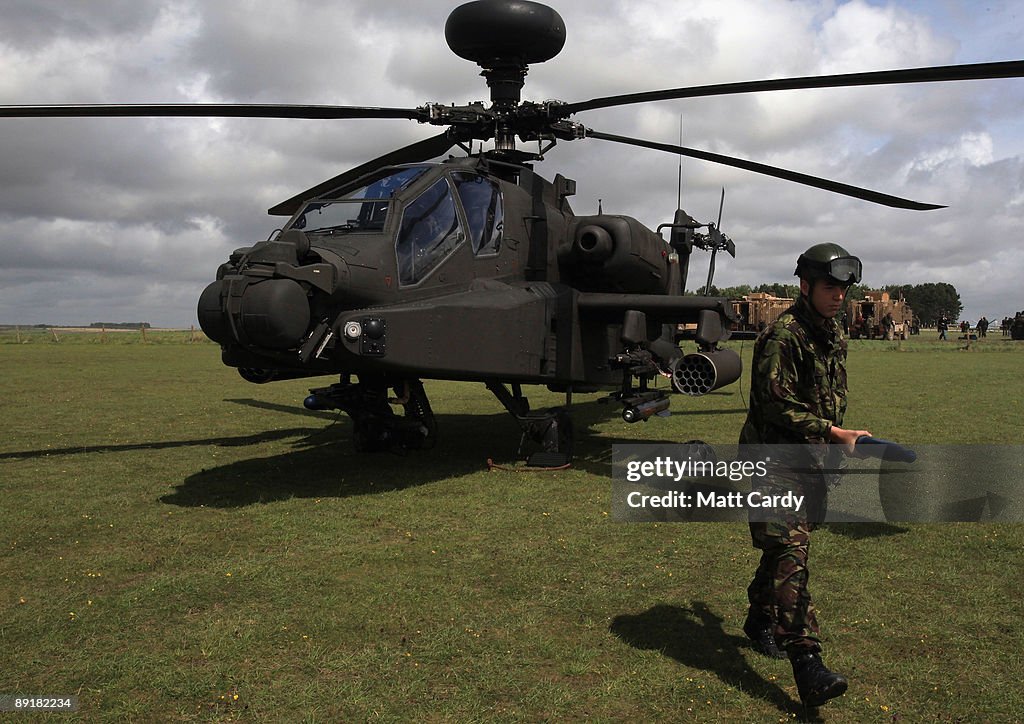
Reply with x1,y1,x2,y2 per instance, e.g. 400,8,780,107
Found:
352,416,394,453
522,408,573,467
308,376,437,454
484,382,574,466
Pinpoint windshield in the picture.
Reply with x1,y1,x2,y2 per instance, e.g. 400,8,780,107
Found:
343,166,429,200
289,165,430,234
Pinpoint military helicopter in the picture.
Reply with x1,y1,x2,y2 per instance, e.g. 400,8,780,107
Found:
3,1,1022,464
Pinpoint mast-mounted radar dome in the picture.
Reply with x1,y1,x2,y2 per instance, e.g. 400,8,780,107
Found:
445,0,566,112
445,0,566,67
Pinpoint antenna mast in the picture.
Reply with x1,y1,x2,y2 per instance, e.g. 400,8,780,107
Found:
676,116,683,208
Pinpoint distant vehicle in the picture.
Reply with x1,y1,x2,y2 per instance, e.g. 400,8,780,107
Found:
848,291,915,340
1012,314,1024,340
730,293,793,339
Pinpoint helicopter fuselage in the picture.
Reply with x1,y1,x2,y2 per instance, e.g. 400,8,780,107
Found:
198,155,735,392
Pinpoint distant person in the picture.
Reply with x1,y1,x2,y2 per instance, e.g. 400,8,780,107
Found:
937,316,947,340
882,312,895,338
739,242,871,708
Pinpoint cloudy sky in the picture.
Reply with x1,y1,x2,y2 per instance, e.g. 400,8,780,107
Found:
1,0,1022,327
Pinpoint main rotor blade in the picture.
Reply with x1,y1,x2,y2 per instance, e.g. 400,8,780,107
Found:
560,59,1024,115
269,130,463,216
0,103,425,121
586,129,944,210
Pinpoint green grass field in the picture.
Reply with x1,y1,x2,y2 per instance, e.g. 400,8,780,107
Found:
2,332,1022,721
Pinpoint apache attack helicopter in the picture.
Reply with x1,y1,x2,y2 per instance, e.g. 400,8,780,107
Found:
3,1,1023,464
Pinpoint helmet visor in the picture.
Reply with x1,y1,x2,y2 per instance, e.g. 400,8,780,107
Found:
827,256,862,285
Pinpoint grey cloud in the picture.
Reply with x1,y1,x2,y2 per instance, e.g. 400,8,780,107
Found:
0,0,162,47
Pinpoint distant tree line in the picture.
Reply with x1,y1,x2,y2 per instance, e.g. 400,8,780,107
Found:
693,282,868,301
694,282,961,326
90,322,152,329
878,283,962,326
4,322,153,329
693,282,802,299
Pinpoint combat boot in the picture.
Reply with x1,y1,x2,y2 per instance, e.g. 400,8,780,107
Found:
743,611,786,659
789,650,848,707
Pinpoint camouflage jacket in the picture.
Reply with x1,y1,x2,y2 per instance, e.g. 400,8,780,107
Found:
739,295,848,447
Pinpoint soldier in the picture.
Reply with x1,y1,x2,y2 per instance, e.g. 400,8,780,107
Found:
882,312,895,339
739,242,871,708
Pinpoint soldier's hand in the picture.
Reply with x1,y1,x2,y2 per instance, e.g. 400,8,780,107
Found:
829,425,872,457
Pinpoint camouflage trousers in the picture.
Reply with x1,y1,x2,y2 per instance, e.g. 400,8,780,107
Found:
746,475,827,654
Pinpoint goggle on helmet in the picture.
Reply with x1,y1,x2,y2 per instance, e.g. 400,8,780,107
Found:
795,243,862,285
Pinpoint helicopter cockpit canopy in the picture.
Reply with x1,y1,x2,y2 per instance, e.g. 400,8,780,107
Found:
286,161,504,287
397,169,504,286
289,165,431,234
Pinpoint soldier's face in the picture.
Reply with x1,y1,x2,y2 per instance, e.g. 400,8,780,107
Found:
802,278,847,318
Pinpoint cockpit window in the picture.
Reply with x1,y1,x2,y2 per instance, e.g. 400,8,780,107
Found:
341,166,430,201
397,177,464,286
289,165,430,235
451,172,503,256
